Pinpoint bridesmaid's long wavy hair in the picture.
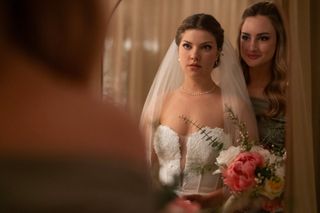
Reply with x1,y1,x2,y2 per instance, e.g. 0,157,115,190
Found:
238,1,287,117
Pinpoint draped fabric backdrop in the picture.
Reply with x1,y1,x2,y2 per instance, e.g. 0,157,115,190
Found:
102,0,318,212
285,0,318,212
311,0,320,208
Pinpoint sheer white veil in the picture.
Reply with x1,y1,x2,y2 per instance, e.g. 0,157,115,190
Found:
140,38,258,163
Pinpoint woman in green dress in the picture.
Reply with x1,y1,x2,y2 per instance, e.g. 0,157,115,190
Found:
238,1,287,153
237,1,288,212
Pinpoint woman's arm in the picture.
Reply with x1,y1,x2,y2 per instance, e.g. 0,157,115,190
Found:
182,188,226,209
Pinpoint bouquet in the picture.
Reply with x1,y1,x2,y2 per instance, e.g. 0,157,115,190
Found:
214,107,286,213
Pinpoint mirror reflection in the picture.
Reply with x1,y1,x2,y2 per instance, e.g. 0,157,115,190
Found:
1,0,317,212
103,0,297,212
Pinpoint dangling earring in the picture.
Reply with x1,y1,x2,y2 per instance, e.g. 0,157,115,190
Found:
214,60,218,68
213,52,221,68
213,57,219,68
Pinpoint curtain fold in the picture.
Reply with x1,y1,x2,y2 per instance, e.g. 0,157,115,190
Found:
286,0,318,212
311,0,320,208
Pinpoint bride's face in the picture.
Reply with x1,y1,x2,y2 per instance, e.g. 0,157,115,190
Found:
178,29,218,77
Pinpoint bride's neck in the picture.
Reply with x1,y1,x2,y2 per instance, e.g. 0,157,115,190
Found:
181,77,215,91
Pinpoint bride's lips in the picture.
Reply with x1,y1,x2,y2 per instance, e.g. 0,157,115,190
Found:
188,64,201,69
246,53,260,60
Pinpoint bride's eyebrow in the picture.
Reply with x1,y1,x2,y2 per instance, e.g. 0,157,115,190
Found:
181,40,214,44
200,41,214,45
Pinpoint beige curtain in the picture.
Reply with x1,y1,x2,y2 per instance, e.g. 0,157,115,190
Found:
102,0,318,211
310,0,320,208
285,0,318,212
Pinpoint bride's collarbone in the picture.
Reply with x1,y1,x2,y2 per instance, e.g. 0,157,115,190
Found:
161,107,223,125
160,114,223,136
171,98,222,112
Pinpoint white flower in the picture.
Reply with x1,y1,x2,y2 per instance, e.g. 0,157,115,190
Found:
268,154,279,165
216,146,241,166
250,145,271,162
275,164,285,179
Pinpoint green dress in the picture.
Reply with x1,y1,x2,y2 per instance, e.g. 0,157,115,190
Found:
250,97,285,153
250,97,285,213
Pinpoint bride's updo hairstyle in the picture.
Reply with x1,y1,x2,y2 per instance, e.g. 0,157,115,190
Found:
175,13,224,67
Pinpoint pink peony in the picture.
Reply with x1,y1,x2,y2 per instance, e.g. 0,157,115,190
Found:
222,152,264,192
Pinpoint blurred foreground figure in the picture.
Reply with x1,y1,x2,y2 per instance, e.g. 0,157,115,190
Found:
0,0,153,212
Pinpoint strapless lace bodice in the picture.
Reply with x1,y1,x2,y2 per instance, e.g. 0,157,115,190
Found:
153,125,231,195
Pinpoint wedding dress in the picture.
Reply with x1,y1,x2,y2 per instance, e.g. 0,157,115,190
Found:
153,125,231,195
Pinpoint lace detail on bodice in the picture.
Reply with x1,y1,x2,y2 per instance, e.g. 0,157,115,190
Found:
153,125,231,195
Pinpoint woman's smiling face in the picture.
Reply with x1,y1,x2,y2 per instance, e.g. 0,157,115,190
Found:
240,15,277,69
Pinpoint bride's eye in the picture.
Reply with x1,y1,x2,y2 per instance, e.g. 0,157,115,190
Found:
182,43,192,50
202,45,212,51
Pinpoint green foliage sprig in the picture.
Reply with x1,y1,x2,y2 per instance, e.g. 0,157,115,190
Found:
179,114,224,151
224,105,253,151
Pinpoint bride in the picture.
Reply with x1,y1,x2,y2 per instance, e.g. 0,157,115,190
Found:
140,13,258,210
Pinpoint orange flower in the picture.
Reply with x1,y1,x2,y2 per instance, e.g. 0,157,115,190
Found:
260,178,284,200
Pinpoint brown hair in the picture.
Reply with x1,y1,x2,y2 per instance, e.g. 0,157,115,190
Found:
175,13,224,67
238,1,287,117
1,0,107,81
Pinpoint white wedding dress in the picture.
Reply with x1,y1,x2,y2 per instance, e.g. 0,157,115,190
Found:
153,124,231,195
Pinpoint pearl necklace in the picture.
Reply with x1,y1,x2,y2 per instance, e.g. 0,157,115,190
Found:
180,86,216,96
